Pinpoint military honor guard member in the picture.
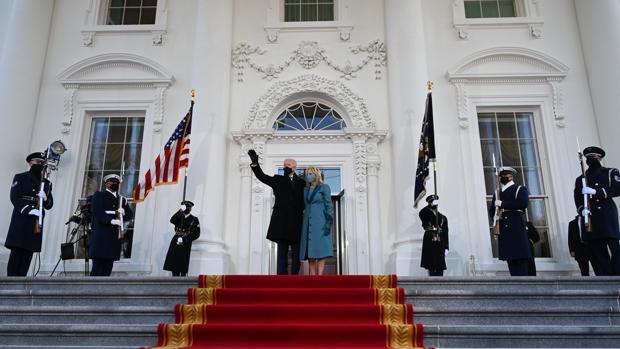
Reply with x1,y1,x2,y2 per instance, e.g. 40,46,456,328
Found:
89,174,133,276
4,152,53,276
419,195,449,276
568,215,596,276
573,146,620,275
163,201,200,276
489,167,532,276
247,149,305,275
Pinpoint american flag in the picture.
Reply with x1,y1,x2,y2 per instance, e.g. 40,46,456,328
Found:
133,99,193,203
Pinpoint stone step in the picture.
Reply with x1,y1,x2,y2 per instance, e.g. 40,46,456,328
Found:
423,325,620,348
399,276,620,292
0,306,174,325
0,324,157,347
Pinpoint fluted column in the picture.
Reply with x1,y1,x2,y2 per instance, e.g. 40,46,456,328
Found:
236,140,253,274
385,0,429,276
0,0,54,270
187,0,233,275
574,0,620,167
366,138,383,273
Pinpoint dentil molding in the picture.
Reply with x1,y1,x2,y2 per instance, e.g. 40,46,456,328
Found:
232,40,387,81
57,53,175,134
446,47,568,128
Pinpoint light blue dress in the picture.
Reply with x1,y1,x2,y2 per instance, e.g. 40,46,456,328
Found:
299,184,333,260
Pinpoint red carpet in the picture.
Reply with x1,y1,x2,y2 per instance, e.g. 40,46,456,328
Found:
145,275,428,349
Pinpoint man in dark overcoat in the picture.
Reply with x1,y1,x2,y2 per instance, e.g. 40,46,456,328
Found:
89,174,133,276
5,152,53,276
419,195,449,276
164,200,200,276
568,215,596,276
573,146,620,275
248,149,305,275
489,167,531,276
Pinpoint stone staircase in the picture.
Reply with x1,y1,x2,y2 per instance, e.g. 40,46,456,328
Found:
0,276,618,348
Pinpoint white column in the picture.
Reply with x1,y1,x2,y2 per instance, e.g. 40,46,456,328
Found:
0,0,54,271
236,140,253,274
574,1,620,167
366,138,383,273
187,0,234,275
385,0,429,275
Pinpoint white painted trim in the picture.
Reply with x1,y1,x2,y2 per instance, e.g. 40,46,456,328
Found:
452,0,544,39
81,0,168,46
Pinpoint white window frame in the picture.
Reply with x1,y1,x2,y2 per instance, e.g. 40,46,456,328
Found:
264,0,353,43
81,0,169,47
452,0,543,40
477,107,553,258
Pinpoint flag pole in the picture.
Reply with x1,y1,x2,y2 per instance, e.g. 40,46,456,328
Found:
426,81,440,234
182,89,195,202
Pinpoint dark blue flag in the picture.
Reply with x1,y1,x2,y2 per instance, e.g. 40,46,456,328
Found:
414,92,436,208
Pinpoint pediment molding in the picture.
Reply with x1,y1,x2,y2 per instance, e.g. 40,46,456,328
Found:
447,47,568,82
58,53,175,87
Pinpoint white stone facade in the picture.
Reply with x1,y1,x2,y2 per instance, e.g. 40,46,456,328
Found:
0,0,617,276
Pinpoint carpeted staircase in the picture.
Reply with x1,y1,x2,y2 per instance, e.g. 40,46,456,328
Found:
0,276,619,348
146,275,424,348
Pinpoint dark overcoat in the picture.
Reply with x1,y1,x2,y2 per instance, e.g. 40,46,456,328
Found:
489,184,532,261
164,210,200,274
573,166,620,241
251,163,305,243
89,190,133,260
419,206,449,271
568,217,590,261
5,171,53,252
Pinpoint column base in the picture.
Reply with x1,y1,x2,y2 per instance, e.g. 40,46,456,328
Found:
389,236,426,276
188,239,231,275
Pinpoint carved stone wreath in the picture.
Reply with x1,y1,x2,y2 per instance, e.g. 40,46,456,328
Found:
232,40,387,81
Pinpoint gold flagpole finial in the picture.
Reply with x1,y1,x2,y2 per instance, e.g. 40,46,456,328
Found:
426,81,434,92
191,89,196,100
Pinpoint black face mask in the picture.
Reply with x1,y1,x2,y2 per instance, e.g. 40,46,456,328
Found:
29,164,44,179
283,167,293,176
184,208,192,214
586,157,601,169
500,176,511,185
108,183,120,192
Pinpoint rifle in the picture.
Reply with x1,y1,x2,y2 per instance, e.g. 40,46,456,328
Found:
577,138,592,232
117,162,125,240
491,153,501,237
34,160,49,235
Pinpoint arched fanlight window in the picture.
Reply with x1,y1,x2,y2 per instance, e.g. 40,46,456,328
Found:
273,101,345,131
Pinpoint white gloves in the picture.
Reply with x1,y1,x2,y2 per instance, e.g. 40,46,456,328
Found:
176,237,184,245
116,207,125,216
110,219,122,226
180,204,187,212
581,208,590,217
431,199,439,206
444,249,449,257
37,190,47,202
582,186,596,195
494,200,502,207
28,209,41,217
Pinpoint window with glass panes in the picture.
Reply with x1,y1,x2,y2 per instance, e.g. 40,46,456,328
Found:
478,111,551,258
273,102,345,131
284,0,334,22
465,0,516,18
106,0,157,25
81,116,144,259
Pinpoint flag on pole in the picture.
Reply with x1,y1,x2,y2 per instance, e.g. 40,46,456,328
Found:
413,91,436,208
133,98,194,203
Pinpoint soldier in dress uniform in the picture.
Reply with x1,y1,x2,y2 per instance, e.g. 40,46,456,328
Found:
89,174,133,276
489,167,531,276
163,201,200,276
419,195,449,276
568,215,596,276
573,146,620,275
4,152,53,276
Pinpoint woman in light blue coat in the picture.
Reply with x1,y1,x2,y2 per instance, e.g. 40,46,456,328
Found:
299,166,333,275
